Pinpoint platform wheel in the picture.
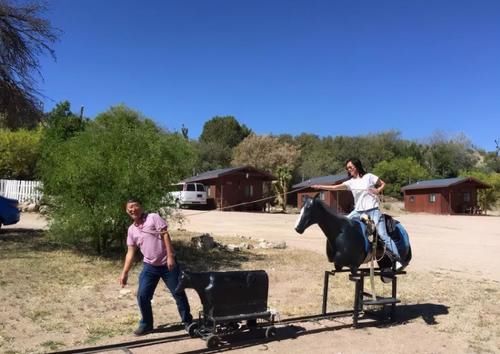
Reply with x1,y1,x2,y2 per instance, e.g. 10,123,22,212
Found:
265,326,276,338
206,334,220,348
186,322,199,338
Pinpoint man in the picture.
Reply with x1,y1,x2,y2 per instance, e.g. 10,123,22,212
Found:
119,198,192,336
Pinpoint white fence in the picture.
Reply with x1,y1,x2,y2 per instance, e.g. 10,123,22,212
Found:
0,179,43,203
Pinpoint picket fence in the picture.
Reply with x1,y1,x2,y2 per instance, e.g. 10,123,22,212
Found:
0,179,43,203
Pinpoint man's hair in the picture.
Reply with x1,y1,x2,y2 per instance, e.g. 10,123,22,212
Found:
126,197,142,205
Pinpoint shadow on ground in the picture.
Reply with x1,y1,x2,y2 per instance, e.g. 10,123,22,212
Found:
392,303,449,325
175,302,449,354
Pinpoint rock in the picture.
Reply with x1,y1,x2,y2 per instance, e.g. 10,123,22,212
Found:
273,241,287,249
26,203,39,212
191,234,215,250
226,244,241,252
258,241,271,249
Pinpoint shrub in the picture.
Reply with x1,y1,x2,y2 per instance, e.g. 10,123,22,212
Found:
39,105,196,254
0,128,42,179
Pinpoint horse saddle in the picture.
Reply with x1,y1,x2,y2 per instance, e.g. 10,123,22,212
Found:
356,214,412,263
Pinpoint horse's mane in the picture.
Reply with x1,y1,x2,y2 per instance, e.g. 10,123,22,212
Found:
315,197,349,222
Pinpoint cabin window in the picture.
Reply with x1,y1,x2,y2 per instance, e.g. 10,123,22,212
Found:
429,193,436,203
463,192,470,202
319,191,325,200
244,185,253,197
409,196,415,203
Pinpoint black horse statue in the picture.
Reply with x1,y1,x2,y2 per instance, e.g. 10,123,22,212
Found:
294,195,411,274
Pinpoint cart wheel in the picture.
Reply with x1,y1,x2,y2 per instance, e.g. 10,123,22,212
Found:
186,322,199,338
206,334,220,348
265,326,276,338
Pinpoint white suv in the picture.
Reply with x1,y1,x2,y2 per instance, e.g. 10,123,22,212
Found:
168,182,207,208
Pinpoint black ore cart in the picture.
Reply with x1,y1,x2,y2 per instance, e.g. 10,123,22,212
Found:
180,270,276,348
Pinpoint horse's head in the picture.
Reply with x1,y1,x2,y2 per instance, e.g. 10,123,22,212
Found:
174,270,192,294
294,194,321,234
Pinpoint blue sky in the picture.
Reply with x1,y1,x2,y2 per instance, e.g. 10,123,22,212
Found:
39,0,499,151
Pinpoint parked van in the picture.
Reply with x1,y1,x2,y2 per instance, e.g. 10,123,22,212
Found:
168,182,207,207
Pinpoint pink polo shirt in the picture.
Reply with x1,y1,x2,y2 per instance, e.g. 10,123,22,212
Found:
127,213,169,266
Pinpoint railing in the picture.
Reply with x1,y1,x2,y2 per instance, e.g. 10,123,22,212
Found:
0,179,43,203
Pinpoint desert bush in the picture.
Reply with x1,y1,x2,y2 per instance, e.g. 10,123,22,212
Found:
0,128,42,179
39,105,196,254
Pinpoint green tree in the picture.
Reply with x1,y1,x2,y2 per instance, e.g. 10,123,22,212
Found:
38,101,87,181
0,128,42,179
460,170,500,212
423,132,478,178
373,157,430,199
39,105,196,254
197,116,251,170
0,0,59,129
294,134,335,181
232,134,300,210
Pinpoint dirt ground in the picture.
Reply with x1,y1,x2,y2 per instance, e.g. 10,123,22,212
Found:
177,209,500,282
2,211,500,353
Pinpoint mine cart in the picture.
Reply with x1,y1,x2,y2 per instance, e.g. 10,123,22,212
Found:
177,270,276,348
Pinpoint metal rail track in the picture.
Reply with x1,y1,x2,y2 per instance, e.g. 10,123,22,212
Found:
50,310,356,354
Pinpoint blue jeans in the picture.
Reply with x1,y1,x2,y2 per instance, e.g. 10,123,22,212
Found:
347,208,401,261
137,262,192,328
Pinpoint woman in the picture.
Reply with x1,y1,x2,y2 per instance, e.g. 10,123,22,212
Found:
312,158,406,269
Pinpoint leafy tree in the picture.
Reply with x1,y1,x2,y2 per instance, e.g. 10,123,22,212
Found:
423,132,478,178
483,152,500,173
39,105,196,254
0,0,59,128
294,134,333,181
460,170,500,212
42,101,86,141
232,134,300,210
294,131,406,182
197,116,251,170
0,127,42,179
373,157,430,199
38,101,87,180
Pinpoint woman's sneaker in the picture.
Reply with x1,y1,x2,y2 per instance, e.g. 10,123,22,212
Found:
395,261,407,271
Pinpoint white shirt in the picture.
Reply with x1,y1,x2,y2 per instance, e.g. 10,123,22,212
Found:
342,173,380,211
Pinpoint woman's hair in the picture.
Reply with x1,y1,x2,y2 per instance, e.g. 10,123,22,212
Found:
345,158,366,177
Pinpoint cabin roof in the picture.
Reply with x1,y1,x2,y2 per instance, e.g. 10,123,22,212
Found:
182,166,276,183
292,173,350,189
401,176,490,191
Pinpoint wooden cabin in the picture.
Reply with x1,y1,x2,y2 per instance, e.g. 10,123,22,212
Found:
182,166,275,211
293,173,354,214
401,177,490,214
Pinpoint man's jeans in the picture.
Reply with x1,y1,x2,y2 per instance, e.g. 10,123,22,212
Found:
137,262,192,329
347,208,401,261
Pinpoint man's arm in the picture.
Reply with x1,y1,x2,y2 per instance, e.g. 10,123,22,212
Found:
161,228,176,271
119,245,137,287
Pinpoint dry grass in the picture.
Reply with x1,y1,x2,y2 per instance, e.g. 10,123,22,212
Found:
0,229,499,353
